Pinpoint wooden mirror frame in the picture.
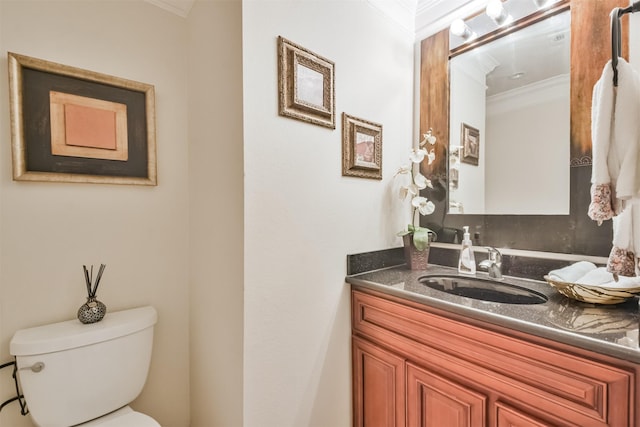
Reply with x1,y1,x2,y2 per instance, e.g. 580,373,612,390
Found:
419,0,628,257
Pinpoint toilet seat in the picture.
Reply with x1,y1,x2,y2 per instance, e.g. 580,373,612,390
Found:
79,406,160,426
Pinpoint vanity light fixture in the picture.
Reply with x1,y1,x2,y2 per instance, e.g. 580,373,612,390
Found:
486,0,510,26
533,0,552,8
450,18,474,40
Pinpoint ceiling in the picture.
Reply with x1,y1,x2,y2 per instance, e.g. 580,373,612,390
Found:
143,0,482,38
144,0,565,96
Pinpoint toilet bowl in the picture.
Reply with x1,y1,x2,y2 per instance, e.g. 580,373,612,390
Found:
10,306,160,427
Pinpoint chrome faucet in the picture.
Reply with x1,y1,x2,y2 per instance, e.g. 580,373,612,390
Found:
479,247,502,280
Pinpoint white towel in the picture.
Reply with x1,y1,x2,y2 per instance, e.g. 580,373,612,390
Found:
591,58,640,274
591,58,640,201
612,199,640,270
613,59,640,200
576,267,640,288
548,261,597,283
591,60,616,187
574,267,614,286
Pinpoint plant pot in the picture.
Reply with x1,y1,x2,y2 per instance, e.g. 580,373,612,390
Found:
77,297,107,324
403,234,430,270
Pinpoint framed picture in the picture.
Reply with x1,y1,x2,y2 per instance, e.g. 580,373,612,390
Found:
277,36,335,129
461,123,479,166
8,52,157,185
342,113,382,180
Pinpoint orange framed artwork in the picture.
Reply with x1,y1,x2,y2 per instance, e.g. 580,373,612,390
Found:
341,113,382,180
7,52,157,185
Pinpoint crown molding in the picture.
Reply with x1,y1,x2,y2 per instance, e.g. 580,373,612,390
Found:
367,0,486,41
144,0,194,18
367,0,417,33
415,0,484,40
145,0,485,42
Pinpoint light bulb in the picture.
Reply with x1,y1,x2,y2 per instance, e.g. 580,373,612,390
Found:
486,0,509,26
450,19,472,39
533,0,552,8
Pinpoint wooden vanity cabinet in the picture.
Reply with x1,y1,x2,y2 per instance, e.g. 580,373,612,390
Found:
351,288,639,427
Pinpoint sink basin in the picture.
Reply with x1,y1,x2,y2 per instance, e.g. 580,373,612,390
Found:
419,275,548,305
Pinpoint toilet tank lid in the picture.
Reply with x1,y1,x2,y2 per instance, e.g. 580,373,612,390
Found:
10,306,157,356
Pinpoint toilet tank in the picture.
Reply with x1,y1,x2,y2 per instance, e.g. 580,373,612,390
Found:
10,306,157,427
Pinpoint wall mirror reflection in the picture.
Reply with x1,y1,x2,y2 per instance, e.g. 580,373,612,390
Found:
419,0,620,256
448,9,571,215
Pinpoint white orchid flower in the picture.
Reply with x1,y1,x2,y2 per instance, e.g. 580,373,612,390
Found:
409,148,428,164
413,173,428,189
426,148,436,165
411,196,436,216
420,129,437,147
394,128,438,241
394,164,411,176
413,173,434,189
399,183,419,200
399,186,409,200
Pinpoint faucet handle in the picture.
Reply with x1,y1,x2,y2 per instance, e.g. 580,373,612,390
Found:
486,247,502,264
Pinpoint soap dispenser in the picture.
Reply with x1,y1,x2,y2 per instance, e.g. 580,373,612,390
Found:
458,226,476,275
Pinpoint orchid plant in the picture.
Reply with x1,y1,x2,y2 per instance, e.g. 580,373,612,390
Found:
395,129,437,251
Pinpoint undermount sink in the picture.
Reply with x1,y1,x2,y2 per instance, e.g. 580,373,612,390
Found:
419,275,548,305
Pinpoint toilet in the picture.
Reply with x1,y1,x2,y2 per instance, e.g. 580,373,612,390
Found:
10,306,160,427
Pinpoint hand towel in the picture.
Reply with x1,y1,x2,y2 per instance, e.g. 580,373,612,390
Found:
611,59,640,200
576,267,640,288
589,58,640,222
589,61,617,223
574,267,614,286
590,60,615,188
609,199,640,276
547,261,597,283
590,58,640,276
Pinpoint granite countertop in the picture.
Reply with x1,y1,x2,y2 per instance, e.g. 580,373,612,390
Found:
346,264,640,363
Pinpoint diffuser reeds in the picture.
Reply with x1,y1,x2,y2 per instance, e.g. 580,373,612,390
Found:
83,264,106,298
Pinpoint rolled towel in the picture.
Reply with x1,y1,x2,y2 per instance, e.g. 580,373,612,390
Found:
548,261,597,283
608,275,640,288
574,267,614,286
575,267,640,288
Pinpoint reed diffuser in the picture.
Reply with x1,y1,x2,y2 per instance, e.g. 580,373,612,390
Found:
77,264,107,324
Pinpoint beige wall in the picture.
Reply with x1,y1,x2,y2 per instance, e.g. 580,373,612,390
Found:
242,1,415,425
0,0,414,426
0,1,191,426
187,1,244,426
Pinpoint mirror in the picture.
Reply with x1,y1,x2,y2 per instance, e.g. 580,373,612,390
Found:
418,0,624,256
448,10,571,215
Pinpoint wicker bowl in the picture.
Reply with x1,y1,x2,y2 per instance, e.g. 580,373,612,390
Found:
547,297,637,334
544,275,640,305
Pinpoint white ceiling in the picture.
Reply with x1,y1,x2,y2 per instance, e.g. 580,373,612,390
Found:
143,0,482,38
144,0,563,95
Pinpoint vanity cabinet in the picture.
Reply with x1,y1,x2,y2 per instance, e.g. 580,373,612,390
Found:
351,288,638,427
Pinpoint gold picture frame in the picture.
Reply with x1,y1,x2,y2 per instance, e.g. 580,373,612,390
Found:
8,52,157,185
277,36,335,129
461,122,479,166
342,113,382,180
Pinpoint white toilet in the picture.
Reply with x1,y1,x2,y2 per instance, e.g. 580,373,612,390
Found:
10,306,160,427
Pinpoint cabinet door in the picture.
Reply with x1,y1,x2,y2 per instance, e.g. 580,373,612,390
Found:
495,402,555,427
406,362,486,427
353,336,405,427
